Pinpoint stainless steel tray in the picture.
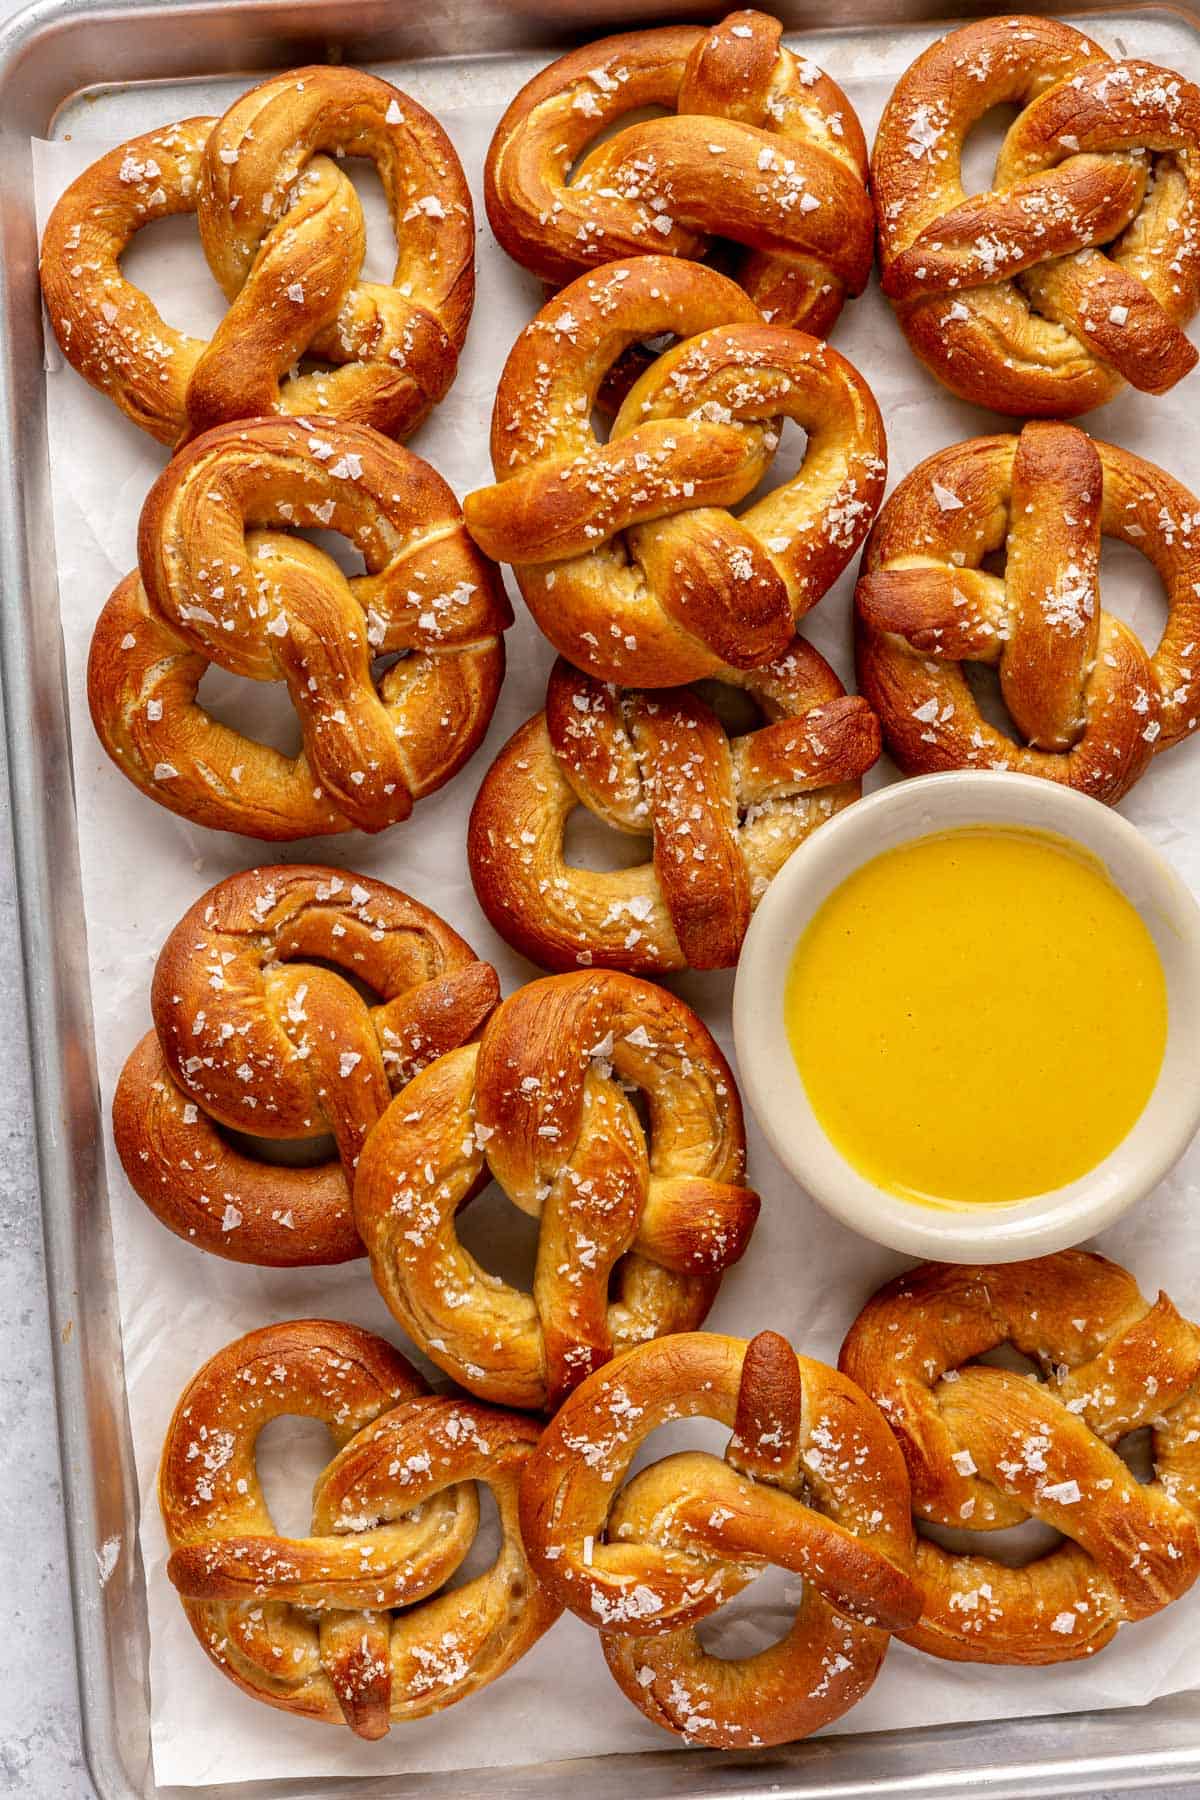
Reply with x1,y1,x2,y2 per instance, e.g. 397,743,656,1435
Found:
7,1,1200,1795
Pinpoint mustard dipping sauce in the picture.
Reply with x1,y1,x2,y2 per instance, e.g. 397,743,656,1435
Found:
785,827,1168,1208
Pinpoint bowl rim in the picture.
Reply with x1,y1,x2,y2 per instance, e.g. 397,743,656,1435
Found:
732,770,1200,1262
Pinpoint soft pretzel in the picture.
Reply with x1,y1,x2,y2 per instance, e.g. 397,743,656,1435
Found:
855,420,1200,801
469,645,880,973
840,1252,1200,1664
354,970,760,1412
114,865,498,1265
465,256,886,687
40,67,473,445
519,1328,920,1746
485,9,872,357
160,1319,559,1736
87,417,510,838
873,17,1200,415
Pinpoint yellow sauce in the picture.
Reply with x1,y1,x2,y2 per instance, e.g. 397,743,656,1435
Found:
785,827,1167,1207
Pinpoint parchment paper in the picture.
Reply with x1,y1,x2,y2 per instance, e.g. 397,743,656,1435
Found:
30,22,1200,1788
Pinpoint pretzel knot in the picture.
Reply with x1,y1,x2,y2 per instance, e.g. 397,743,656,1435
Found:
485,9,873,349
87,417,510,838
855,420,1200,803
39,67,474,445
840,1253,1200,1664
354,970,760,1412
160,1320,559,1737
469,646,880,974
873,16,1200,416
464,256,886,687
519,1329,920,1746
113,865,498,1265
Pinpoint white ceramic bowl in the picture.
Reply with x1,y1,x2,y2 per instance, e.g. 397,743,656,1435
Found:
732,771,1200,1262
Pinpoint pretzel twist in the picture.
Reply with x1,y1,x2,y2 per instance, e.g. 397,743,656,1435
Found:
114,865,498,1265
354,971,760,1412
840,1253,1200,1664
465,257,886,687
160,1320,559,1737
873,17,1200,415
87,417,510,838
519,1329,920,1746
40,68,474,445
469,645,880,973
485,9,872,355
855,420,1200,802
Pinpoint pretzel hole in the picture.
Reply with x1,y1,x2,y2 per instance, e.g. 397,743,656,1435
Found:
217,1121,338,1169
740,417,809,509
455,1178,540,1294
564,105,674,187
690,679,766,738
962,663,1023,744
959,105,1021,199
119,213,226,338
695,1562,802,1658
195,664,304,757
256,1414,338,1538
562,808,651,873
435,1482,503,1593
1095,536,1167,654
340,158,397,287
918,1509,1064,1565
289,526,369,581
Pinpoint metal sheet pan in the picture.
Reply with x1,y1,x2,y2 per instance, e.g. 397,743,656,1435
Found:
7,0,1200,1794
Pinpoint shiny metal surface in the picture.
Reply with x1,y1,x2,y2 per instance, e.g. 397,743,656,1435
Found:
4,1,1200,1794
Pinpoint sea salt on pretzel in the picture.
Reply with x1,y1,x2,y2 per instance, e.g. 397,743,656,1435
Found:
485,9,872,349
353,970,760,1411
468,645,880,973
519,1328,920,1746
464,256,886,687
160,1319,559,1736
87,416,510,838
855,420,1200,802
114,865,498,1265
873,16,1200,415
840,1252,1200,1663
39,67,474,445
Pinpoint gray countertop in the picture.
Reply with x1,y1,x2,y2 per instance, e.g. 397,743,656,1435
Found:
0,1,1196,1795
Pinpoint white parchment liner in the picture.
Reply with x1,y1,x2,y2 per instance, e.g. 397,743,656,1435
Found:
30,19,1200,1786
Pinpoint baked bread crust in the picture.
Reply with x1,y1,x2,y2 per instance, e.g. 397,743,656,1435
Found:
469,646,879,973
485,9,871,350
160,1319,559,1735
465,256,885,687
855,420,1200,801
519,1328,920,1746
873,16,1200,415
40,68,474,444
88,417,510,838
841,1252,1200,1663
354,970,760,1411
114,864,498,1264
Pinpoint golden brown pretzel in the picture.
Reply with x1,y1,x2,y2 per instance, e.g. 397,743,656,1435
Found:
354,970,760,1412
519,1328,920,1746
40,68,473,445
840,1253,1200,1664
465,256,886,687
485,10,872,349
160,1319,559,1736
873,17,1200,416
468,645,880,973
114,865,498,1265
855,420,1200,802
87,417,510,838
